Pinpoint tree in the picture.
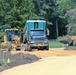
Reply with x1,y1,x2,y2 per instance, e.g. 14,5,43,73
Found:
0,0,76,41
66,8,76,35
0,0,32,30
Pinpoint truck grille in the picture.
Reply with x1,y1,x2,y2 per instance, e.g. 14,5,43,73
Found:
34,38,44,44
34,38,44,41
36,41,43,44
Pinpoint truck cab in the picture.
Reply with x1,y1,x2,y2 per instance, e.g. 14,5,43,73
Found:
23,20,49,51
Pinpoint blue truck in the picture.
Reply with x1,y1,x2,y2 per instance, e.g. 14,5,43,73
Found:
23,20,49,51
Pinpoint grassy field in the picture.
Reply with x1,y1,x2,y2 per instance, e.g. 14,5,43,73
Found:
49,37,68,48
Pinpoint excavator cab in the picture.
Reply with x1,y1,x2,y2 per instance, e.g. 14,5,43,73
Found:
5,29,19,42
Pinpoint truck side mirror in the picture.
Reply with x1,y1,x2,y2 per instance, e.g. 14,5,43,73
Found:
46,28,50,36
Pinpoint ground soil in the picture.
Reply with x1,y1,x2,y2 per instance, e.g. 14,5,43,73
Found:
1,48,76,75
11,48,76,57
0,51,40,72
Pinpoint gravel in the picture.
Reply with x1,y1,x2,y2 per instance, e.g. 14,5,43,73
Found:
0,51,41,72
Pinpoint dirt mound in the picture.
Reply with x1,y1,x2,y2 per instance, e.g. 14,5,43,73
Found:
0,51,40,72
65,46,76,50
0,50,3,59
60,36,71,44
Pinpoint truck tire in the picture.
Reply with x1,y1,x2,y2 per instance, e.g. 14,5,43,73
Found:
7,42,11,51
73,41,76,46
38,48,44,50
45,46,49,50
24,44,32,51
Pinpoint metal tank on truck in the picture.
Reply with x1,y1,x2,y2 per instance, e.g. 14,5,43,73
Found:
23,20,49,51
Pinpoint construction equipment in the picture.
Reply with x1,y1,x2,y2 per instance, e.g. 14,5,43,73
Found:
0,28,23,51
23,20,49,51
60,35,76,46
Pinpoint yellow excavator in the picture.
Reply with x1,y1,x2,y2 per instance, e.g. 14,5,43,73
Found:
0,28,23,51
60,35,76,46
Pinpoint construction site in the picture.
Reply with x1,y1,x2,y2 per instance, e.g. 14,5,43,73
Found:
0,48,76,75
0,0,76,74
0,20,76,75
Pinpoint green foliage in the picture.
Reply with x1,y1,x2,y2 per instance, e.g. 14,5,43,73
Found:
49,40,67,48
0,0,76,42
66,8,76,35
57,0,69,15
49,37,68,48
0,59,15,64
69,28,76,35
31,0,55,26
57,0,76,15
0,0,32,29
0,31,4,43
57,0,76,36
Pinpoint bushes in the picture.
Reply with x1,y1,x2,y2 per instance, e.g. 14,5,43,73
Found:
0,31,4,43
49,37,68,48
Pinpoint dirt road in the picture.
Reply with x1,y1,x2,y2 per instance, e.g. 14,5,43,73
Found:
1,48,76,75
11,48,76,57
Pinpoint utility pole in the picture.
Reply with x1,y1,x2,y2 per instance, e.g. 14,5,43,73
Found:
54,0,59,38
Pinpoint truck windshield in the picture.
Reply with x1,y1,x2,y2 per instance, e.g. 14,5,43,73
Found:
30,30,44,36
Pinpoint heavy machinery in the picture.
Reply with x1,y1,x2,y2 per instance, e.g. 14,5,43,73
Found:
0,28,23,51
60,35,76,46
23,20,49,51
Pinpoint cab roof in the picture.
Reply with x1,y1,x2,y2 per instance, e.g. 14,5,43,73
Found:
5,28,18,31
26,20,46,23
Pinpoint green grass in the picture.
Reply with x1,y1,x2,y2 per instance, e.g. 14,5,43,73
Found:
49,37,68,48
0,59,15,64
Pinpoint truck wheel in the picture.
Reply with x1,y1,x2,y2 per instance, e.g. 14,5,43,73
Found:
73,41,76,46
38,48,44,50
7,42,11,51
45,46,49,50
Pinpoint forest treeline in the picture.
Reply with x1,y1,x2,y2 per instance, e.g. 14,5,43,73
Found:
0,0,76,41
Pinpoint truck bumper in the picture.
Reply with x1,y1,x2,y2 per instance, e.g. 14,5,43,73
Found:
30,43,48,48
